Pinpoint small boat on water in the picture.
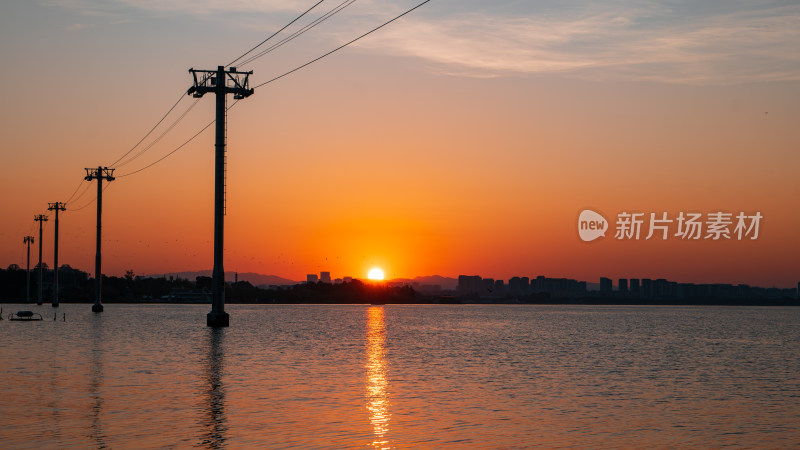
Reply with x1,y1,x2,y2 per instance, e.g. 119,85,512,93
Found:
8,310,43,321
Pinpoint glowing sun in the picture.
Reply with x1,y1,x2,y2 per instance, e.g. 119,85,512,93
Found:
367,268,385,281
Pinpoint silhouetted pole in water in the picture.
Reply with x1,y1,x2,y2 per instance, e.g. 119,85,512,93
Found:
187,66,254,327
24,236,34,303
47,202,66,307
84,167,115,313
34,214,48,305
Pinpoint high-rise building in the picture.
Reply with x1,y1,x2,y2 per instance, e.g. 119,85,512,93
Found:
482,278,495,295
642,278,652,297
508,276,529,296
630,278,640,295
306,274,319,283
600,277,612,293
618,278,628,294
521,277,530,295
457,275,482,296
532,276,545,293
320,271,331,284
654,279,668,297
530,275,586,298
494,279,505,296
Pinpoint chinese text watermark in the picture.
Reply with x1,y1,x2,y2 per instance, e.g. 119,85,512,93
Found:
579,210,762,242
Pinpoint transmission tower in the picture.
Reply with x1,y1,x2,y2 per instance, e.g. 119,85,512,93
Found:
34,214,48,305
47,202,66,307
85,167,115,313
23,236,34,303
187,66,254,327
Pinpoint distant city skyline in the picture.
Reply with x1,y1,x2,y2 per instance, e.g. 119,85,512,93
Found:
10,264,796,294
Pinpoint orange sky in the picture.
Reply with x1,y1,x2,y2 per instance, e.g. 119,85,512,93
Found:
1,1,798,287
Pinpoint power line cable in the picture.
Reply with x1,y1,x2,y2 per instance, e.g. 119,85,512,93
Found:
69,180,94,205
108,92,187,168
238,0,357,68
253,0,431,89
66,182,113,212
29,0,430,226
227,0,328,68
64,179,87,204
118,1,429,178
67,198,94,212
116,101,241,178
115,98,201,169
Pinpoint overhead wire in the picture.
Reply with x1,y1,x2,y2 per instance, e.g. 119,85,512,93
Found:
116,101,241,178
107,1,332,178
114,98,201,169
253,0,432,89
66,182,113,212
108,92,187,168
115,0,431,178
22,0,432,232
237,0,358,68
227,0,327,68
68,180,94,205
103,0,324,171
98,1,333,179
64,179,87,204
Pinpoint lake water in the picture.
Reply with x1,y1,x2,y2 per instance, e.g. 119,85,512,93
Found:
1,303,799,448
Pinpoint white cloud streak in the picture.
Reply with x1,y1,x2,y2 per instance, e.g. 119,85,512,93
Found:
122,0,317,14
355,5,800,84
48,0,800,84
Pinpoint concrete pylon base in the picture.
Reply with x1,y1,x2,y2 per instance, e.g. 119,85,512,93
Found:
207,312,229,327
92,303,104,313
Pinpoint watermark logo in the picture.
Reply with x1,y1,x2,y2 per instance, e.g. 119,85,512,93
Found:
578,209,608,242
578,209,762,241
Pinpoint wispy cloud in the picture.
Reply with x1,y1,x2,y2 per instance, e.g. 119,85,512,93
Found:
110,0,330,15
47,0,800,84
354,4,800,84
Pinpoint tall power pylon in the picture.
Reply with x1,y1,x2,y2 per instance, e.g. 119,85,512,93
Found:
187,66,254,327
34,214,48,305
47,202,66,307
85,167,115,313
23,236,34,303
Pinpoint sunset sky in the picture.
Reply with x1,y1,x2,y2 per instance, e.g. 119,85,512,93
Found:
1,0,798,287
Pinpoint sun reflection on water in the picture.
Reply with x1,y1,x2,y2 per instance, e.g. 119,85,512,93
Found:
366,306,390,449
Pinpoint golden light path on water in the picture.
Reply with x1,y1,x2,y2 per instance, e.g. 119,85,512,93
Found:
366,306,390,449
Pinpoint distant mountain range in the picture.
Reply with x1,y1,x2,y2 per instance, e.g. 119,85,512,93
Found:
144,271,460,290
147,270,299,287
